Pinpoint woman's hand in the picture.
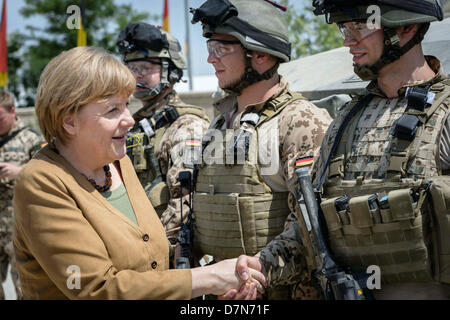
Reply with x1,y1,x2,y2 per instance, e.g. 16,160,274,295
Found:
190,257,266,298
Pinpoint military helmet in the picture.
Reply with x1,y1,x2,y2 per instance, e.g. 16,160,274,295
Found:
191,0,291,62
313,0,444,27
312,0,444,81
117,22,186,70
116,22,186,103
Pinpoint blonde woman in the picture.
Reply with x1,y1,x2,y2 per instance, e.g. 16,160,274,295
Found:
12,46,264,299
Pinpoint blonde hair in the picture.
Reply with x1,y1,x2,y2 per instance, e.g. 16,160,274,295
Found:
35,46,136,144
0,91,14,112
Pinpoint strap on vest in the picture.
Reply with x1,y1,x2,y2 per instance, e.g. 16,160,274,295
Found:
315,94,374,192
176,105,209,122
257,91,305,127
0,126,28,149
389,80,450,177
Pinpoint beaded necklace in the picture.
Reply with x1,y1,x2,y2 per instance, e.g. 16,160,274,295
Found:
51,142,112,192
85,165,112,192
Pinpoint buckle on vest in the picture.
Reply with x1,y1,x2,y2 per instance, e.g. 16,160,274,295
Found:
139,118,155,137
240,113,260,126
152,106,180,130
406,86,429,112
392,114,419,141
387,152,408,176
392,86,433,141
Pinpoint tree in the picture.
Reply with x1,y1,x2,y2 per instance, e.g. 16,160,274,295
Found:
6,31,27,102
281,0,342,59
14,0,157,107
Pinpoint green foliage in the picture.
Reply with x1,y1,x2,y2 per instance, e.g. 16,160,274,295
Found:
11,0,157,107
281,0,343,59
6,31,26,102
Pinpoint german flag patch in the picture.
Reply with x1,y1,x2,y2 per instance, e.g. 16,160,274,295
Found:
185,139,201,147
296,156,314,167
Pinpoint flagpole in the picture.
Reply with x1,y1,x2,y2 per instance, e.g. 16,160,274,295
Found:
184,0,193,91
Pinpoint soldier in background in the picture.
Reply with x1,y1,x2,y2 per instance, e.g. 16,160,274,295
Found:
0,91,44,299
190,0,332,299
116,23,210,262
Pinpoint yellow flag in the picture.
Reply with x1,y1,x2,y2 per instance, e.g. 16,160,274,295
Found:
77,0,86,46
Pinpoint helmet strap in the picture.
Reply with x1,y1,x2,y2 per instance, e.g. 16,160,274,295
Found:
223,49,280,95
133,59,172,102
354,23,430,81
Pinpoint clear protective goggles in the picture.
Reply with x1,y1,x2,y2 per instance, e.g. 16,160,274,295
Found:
206,39,241,59
126,60,162,77
337,21,381,43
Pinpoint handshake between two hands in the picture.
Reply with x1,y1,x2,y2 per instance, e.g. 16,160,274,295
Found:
218,255,267,300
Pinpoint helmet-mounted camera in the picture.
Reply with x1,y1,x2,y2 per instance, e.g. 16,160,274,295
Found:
117,22,169,55
190,0,238,28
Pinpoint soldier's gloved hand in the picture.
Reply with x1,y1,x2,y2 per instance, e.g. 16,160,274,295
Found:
0,162,22,179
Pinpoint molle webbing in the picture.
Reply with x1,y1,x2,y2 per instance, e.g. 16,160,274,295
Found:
194,192,289,258
195,164,267,195
193,91,302,259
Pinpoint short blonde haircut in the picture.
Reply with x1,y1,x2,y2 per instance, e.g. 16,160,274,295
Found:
0,91,14,112
35,46,136,144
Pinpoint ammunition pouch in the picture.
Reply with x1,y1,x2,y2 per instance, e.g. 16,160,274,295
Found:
426,175,450,284
126,132,148,173
320,178,433,284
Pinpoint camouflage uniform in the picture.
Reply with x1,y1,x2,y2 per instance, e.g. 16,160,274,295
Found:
0,119,44,299
312,56,450,299
194,78,332,299
128,91,210,256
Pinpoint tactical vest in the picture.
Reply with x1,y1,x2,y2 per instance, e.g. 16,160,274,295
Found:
317,79,450,284
193,91,305,259
127,104,209,215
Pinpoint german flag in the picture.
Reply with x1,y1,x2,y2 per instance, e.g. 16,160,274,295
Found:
296,156,314,167
162,0,169,32
77,0,87,46
185,139,201,147
0,0,7,88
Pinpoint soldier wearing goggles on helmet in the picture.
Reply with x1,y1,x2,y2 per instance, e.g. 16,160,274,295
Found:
116,23,210,263
190,0,332,300
310,0,450,299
